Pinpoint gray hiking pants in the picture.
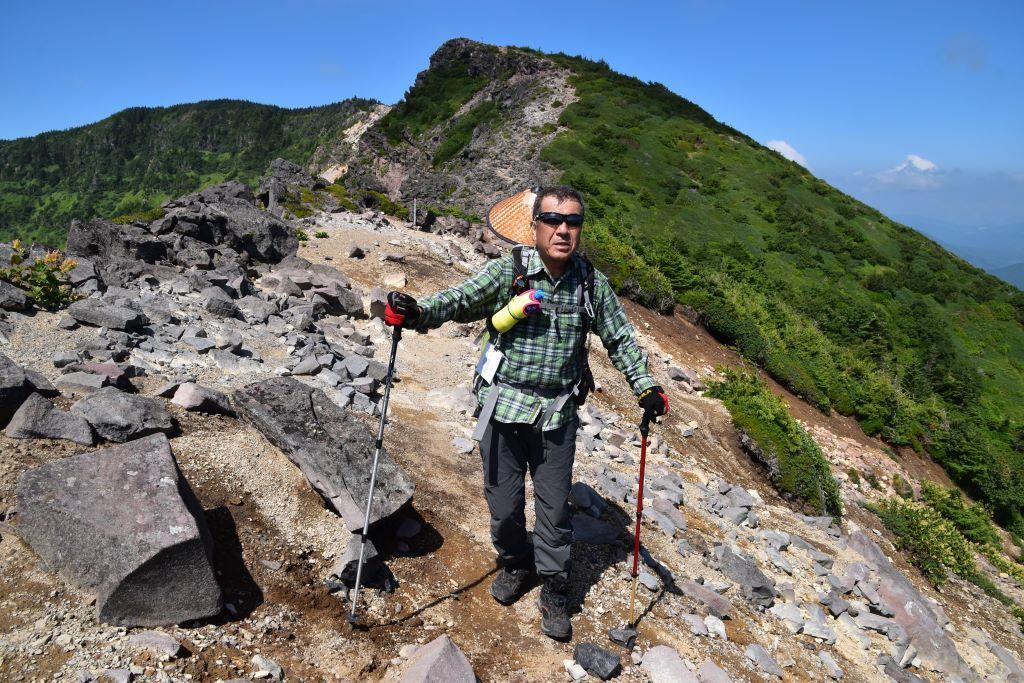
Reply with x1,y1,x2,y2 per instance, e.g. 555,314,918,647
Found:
479,417,578,581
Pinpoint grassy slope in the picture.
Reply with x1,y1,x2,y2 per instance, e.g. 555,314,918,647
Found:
533,52,1024,528
0,98,377,246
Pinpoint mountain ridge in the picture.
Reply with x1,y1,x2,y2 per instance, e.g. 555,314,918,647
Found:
2,37,1023,535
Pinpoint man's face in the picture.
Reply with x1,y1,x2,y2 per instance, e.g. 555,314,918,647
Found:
532,195,583,266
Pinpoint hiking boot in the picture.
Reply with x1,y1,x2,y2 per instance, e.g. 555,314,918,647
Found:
538,576,572,640
489,566,534,605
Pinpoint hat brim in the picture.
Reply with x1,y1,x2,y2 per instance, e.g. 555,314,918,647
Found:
486,188,537,246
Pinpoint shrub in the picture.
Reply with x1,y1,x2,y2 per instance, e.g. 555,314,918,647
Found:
314,231,329,239
920,481,1001,548
847,468,861,486
0,240,78,310
111,206,166,224
868,497,975,585
708,368,842,518
295,229,309,242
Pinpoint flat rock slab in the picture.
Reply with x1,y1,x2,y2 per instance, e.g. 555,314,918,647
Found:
15,433,222,625
678,580,733,619
642,645,698,683
847,530,974,679
68,299,148,330
233,377,414,529
5,393,94,445
399,634,475,683
72,387,174,443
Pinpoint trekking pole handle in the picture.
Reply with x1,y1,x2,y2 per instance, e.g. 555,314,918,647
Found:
640,410,653,437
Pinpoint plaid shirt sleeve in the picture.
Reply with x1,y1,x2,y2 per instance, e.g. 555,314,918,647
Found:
415,256,509,329
591,270,658,396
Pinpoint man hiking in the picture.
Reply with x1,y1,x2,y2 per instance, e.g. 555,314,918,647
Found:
384,185,668,640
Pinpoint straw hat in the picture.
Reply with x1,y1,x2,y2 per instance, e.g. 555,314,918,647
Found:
486,187,539,246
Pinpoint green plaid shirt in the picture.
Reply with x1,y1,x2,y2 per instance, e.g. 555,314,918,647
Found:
417,248,656,430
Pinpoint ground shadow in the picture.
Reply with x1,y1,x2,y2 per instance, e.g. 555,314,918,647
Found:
191,505,263,625
369,503,444,561
376,565,500,629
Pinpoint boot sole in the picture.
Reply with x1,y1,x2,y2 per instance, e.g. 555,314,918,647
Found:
540,621,572,641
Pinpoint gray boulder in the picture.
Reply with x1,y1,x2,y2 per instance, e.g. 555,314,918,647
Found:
15,433,222,625
713,543,775,608
57,371,109,397
72,387,174,443
678,579,733,619
68,299,147,331
171,383,234,415
0,279,28,310
5,393,94,445
67,219,167,265
0,352,32,424
399,635,475,683
233,377,414,529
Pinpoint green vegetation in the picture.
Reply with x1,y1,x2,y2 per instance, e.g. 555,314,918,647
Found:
519,49,1024,535
919,481,1002,547
708,369,842,518
0,240,77,309
295,229,309,243
0,98,377,245
869,496,975,585
360,190,410,220
314,231,329,239
432,100,501,167
322,183,360,213
379,60,493,143
111,207,166,225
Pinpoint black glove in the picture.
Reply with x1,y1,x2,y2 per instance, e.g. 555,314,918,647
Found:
385,291,421,327
638,386,669,418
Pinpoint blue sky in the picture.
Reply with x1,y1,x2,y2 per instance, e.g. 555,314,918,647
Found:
2,1,1022,245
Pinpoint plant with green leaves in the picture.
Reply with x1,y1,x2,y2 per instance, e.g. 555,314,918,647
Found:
868,496,976,585
295,229,309,243
708,368,842,518
0,240,78,310
314,231,329,239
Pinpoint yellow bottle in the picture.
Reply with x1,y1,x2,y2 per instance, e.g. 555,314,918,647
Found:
491,289,545,333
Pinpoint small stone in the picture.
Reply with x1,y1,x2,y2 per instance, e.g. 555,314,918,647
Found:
704,615,727,640
818,651,844,679
638,570,659,591
682,613,707,636
127,631,184,658
251,654,283,681
452,437,474,454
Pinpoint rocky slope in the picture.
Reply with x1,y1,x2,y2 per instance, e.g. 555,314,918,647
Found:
1,169,1023,682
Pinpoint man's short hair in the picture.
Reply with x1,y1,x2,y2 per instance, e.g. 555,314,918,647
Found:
532,185,585,218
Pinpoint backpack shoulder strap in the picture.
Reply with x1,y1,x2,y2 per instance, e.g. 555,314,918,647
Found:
510,245,532,296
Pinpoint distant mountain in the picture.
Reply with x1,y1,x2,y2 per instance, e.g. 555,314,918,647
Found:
0,98,381,245
994,263,1024,290
904,216,1024,271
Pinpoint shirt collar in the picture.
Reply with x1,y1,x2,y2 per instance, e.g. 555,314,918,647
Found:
526,246,577,282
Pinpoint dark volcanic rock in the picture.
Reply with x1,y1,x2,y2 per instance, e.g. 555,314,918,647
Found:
574,643,621,680
71,387,174,443
713,543,776,608
68,299,148,331
0,352,32,425
67,219,167,264
233,377,414,529
0,279,28,310
5,393,94,445
163,181,299,263
15,433,222,626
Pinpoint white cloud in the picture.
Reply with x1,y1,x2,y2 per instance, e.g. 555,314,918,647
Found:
875,154,941,189
765,140,808,168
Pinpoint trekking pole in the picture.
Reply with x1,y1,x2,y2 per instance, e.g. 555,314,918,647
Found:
628,411,653,626
348,325,402,626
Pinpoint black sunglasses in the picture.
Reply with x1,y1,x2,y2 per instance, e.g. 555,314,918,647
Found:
534,211,584,228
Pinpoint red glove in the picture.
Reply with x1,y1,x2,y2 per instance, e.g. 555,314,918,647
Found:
638,386,669,418
385,291,420,328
